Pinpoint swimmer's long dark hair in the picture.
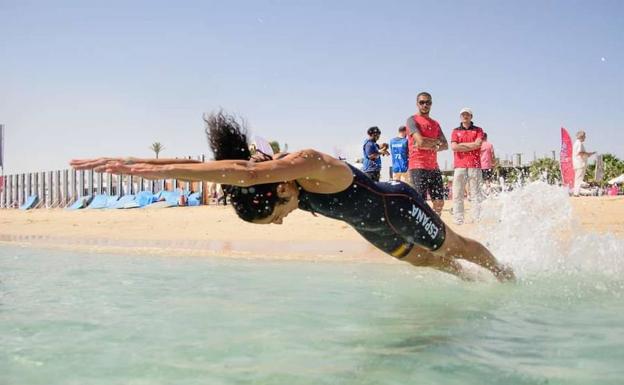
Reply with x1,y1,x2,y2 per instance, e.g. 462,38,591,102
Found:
204,111,288,222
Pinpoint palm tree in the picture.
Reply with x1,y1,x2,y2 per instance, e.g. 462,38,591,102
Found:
528,157,561,184
269,141,281,154
150,142,165,159
268,141,288,154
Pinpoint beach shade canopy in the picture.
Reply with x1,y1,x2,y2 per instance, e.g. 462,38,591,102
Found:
161,190,182,205
187,192,202,206
105,195,120,208
19,195,39,210
143,190,180,208
608,174,624,185
135,191,156,207
109,194,136,209
66,196,93,210
87,194,111,209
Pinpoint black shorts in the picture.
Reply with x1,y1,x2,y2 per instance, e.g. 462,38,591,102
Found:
482,169,494,182
364,170,380,182
409,169,444,201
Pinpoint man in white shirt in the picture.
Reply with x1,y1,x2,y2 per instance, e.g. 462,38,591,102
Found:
572,130,596,196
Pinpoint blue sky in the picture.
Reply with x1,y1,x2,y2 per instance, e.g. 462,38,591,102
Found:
1,0,622,174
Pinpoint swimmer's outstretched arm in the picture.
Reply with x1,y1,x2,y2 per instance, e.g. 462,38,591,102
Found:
71,157,202,170
71,150,353,190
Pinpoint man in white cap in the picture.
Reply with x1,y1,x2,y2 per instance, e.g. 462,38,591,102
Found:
572,130,596,196
450,108,484,224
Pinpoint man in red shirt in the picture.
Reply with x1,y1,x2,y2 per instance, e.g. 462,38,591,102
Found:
406,92,448,215
451,107,484,225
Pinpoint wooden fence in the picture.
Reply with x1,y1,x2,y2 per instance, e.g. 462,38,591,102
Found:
0,155,208,209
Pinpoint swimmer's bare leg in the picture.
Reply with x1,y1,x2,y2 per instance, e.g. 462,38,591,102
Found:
435,227,515,282
402,246,475,281
432,256,476,281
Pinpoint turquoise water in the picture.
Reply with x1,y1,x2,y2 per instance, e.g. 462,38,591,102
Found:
2,245,624,385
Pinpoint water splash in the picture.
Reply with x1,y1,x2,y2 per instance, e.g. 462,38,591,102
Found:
477,182,624,283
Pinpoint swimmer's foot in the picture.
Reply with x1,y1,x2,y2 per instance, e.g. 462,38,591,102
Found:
493,265,516,282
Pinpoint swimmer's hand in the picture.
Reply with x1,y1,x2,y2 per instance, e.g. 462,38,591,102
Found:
70,157,138,171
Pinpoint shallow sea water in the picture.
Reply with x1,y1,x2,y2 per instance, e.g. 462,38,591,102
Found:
1,183,624,385
2,246,623,385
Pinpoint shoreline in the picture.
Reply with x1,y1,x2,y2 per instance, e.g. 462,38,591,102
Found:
1,196,622,261
0,235,392,264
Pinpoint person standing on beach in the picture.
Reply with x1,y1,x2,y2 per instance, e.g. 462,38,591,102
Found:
450,108,484,225
362,126,388,182
480,132,495,185
389,126,410,185
406,92,448,215
573,130,596,196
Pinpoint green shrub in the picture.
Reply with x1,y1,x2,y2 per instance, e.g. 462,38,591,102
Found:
528,158,561,184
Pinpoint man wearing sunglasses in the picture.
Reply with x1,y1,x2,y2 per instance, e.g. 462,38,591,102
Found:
406,92,448,215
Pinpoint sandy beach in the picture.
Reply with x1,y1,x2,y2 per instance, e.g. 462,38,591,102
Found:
1,196,622,262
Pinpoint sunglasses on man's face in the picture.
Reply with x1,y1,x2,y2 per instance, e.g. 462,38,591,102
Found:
418,100,432,106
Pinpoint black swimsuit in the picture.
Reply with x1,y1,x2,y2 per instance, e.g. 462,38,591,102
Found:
298,164,446,258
